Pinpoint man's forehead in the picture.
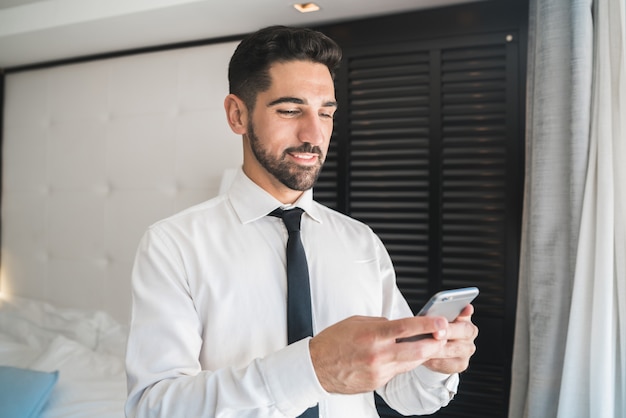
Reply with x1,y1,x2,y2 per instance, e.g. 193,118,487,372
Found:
265,61,336,100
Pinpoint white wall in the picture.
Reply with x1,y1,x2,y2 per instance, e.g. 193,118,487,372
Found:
1,41,242,322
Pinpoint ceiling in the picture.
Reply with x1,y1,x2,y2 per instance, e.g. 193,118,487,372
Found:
0,0,482,69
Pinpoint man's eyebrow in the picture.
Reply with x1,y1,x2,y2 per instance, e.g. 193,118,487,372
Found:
267,97,338,108
267,97,304,107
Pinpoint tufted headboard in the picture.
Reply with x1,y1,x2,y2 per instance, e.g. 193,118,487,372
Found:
1,41,242,323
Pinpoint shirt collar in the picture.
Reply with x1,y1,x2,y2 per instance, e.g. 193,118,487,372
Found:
227,167,322,225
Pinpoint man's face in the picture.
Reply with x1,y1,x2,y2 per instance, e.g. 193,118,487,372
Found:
241,60,337,201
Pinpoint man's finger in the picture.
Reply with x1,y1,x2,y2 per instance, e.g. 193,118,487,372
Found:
385,316,448,341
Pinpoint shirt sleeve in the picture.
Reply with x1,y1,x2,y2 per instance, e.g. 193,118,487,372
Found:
372,232,460,415
125,227,327,418
377,366,459,415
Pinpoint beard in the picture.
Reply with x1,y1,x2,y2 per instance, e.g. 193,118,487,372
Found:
247,122,325,191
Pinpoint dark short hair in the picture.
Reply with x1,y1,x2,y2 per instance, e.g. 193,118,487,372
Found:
228,25,342,110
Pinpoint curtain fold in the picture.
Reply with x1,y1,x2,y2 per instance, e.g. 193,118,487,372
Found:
510,0,625,416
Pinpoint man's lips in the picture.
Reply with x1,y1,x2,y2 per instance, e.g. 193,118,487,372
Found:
288,151,321,164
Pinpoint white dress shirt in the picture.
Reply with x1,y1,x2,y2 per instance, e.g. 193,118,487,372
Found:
125,168,458,418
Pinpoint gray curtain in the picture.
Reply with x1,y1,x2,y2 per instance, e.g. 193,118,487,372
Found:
556,0,626,414
508,0,593,417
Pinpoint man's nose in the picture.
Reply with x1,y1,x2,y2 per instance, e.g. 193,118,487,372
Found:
297,112,328,145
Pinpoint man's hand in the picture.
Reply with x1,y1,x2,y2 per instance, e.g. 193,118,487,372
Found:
423,304,478,374
309,315,449,394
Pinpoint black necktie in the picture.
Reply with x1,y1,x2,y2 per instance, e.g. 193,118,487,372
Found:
271,208,319,418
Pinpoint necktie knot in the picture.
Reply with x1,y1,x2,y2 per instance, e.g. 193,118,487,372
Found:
270,207,304,233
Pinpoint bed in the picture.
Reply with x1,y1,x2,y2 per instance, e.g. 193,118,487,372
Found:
0,295,127,417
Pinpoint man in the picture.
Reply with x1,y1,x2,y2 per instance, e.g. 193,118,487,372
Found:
125,25,477,417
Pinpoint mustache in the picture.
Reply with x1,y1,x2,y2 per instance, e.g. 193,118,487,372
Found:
284,143,324,158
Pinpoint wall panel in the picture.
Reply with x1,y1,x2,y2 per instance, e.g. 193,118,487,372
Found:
1,41,242,322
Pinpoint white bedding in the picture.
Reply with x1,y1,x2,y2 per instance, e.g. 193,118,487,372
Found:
0,295,127,417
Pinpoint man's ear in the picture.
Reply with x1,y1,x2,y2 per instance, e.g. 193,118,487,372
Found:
224,94,248,135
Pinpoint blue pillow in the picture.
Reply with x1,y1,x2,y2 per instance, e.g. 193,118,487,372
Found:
0,366,59,418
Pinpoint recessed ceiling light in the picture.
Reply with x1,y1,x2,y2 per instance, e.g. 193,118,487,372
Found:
293,3,321,13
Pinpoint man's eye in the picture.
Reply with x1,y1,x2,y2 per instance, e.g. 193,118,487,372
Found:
277,109,300,116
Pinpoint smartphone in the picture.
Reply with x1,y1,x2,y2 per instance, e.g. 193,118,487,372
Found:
397,287,479,343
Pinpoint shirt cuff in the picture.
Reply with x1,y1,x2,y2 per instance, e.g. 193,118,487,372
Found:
415,366,459,397
260,338,328,416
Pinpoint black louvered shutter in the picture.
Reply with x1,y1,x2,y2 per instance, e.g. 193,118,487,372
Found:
315,32,522,418
348,49,432,306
